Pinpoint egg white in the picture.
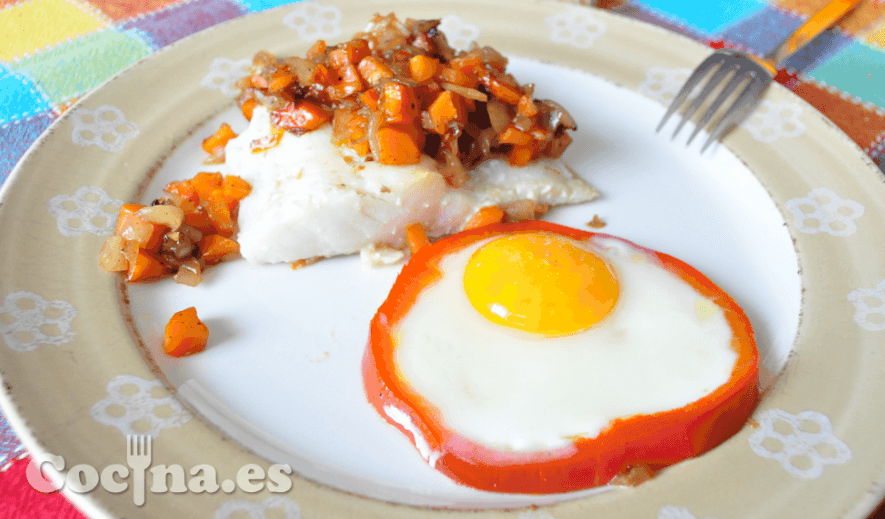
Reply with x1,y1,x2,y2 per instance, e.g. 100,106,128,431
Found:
224,106,598,264
392,234,738,452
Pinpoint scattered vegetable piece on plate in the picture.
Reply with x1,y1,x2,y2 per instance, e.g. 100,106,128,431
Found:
163,307,209,357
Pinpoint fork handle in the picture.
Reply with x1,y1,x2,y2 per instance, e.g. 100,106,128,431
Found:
763,0,863,66
133,468,145,506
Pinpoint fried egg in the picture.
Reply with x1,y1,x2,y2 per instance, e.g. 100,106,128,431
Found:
363,221,758,493
224,106,598,264
395,232,737,451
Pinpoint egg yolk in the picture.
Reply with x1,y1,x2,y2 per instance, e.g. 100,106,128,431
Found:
463,233,619,336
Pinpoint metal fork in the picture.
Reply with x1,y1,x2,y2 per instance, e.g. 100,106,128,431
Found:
658,0,862,152
126,435,152,506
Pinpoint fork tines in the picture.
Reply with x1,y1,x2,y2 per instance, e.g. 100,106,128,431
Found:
657,49,769,152
126,434,152,457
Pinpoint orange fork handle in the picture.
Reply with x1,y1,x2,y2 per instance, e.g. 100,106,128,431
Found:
765,0,863,66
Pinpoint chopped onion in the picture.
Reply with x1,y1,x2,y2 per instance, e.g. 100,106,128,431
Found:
501,199,536,221
610,464,656,487
441,83,488,102
286,57,317,86
123,222,154,249
514,115,533,131
236,15,578,171
162,233,195,259
173,259,202,287
478,127,496,157
486,100,510,133
545,133,573,159
367,112,382,161
178,224,203,243
252,50,277,69
136,205,185,230
539,99,577,131
123,240,140,266
98,236,129,272
202,150,225,165
475,46,508,72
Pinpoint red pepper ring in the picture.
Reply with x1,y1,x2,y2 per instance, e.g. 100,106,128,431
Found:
362,220,759,494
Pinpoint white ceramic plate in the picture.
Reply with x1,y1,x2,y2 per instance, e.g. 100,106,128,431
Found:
1,1,884,518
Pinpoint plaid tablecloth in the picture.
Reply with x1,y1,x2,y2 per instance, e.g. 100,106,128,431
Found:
1,0,884,516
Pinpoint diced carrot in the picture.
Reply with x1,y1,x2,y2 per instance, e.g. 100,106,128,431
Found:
191,172,224,203
163,307,209,357
272,100,330,133
184,208,216,235
375,125,422,165
517,95,538,117
490,81,522,105
291,256,323,269
498,126,533,145
164,180,199,212
222,175,252,201
439,67,478,88
328,64,365,100
380,82,418,124
115,204,165,252
360,88,380,111
250,127,284,153
463,205,505,230
332,108,368,144
348,40,371,64
405,222,429,254
345,39,371,64
209,187,239,213
448,55,482,72
417,81,442,106
241,98,257,121
508,143,534,166
327,48,351,70
201,123,238,154
327,39,371,69
165,180,197,202
409,55,439,83
348,141,371,157
311,63,331,85
198,234,240,264
206,198,234,236
306,40,327,62
427,91,465,135
268,72,297,92
126,250,168,282
357,56,395,86
478,69,522,104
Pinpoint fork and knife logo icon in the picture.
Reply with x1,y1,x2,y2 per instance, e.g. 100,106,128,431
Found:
126,434,152,506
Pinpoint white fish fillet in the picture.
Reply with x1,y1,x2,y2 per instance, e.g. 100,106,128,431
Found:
225,106,598,264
